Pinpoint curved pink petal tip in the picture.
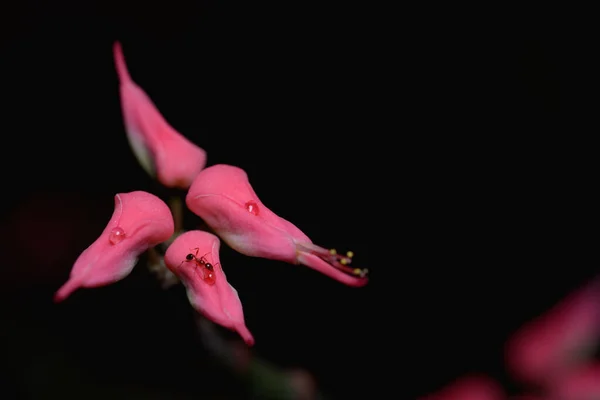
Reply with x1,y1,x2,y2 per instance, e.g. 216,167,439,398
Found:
164,230,254,346
186,164,368,287
54,191,174,302
113,41,207,189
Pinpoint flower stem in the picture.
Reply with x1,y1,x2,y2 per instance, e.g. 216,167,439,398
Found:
169,195,183,234
159,195,184,251
194,314,325,399
145,195,185,288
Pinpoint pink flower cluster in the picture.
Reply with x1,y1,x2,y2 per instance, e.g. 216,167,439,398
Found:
420,278,600,400
54,42,369,346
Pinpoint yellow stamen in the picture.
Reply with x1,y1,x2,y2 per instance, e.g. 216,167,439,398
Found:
329,249,337,255
353,268,362,275
346,251,354,258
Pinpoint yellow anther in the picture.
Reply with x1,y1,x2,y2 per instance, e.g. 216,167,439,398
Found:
346,251,354,258
353,268,362,275
329,249,337,255
340,258,348,265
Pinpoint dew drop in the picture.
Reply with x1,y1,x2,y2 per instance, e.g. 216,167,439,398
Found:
109,227,126,245
202,268,216,285
244,201,259,216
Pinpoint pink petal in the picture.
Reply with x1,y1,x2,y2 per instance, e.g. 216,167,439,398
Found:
164,230,254,346
549,363,600,399
186,164,368,286
186,164,307,259
113,41,207,189
54,191,174,302
505,278,600,386
419,375,505,400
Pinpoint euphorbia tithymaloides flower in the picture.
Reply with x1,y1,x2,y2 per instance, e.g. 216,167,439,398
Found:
164,230,254,346
505,277,600,387
54,191,174,302
185,164,369,287
113,41,207,189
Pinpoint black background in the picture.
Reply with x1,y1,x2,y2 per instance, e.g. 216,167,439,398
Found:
0,3,595,399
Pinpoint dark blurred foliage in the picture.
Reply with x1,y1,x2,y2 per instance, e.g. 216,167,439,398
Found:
0,2,595,399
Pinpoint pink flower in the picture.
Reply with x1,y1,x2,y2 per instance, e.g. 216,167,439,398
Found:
505,278,600,386
185,164,368,287
164,230,254,346
419,375,505,400
113,41,207,189
549,362,600,400
54,191,174,302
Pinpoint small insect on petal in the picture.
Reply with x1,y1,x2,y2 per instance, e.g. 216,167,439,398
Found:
164,230,254,346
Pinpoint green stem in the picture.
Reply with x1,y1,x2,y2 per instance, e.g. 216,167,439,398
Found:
169,196,183,234
145,195,185,288
157,195,184,253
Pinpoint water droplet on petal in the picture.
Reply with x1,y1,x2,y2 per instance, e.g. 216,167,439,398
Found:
244,201,259,216
202,268,216,285
109,227,126,245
